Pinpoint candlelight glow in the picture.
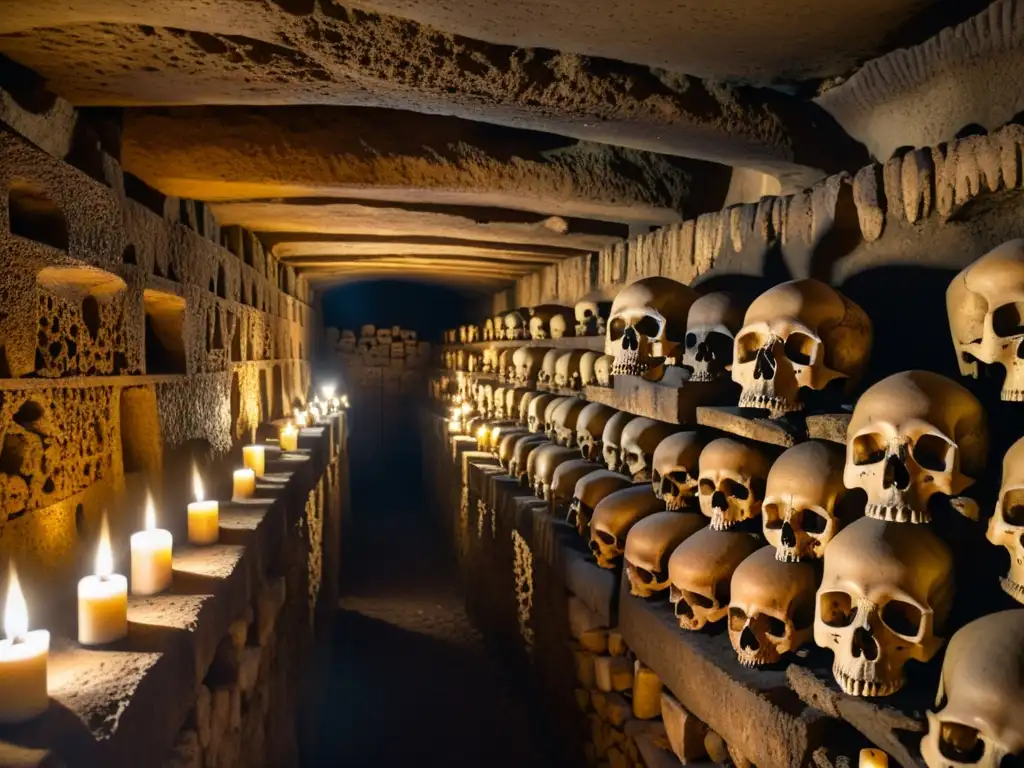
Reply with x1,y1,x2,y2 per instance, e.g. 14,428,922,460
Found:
460,403,472,416
476,425,489,440
144,492,157,531
193,466,204,503
320,383,336,400
341,395,349,408
4,563,28,640
95,512,114,578
296,410,307,426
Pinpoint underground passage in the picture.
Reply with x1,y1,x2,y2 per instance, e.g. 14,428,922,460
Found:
1,2,1024,767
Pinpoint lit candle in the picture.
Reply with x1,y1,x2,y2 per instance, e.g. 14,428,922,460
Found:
295,409,308,428
232,468,256,501
242,444,265,478
279,422,299,452
309,405,321,424
187,468,219,546
130,493,172,596
860,749,888,768
0,564,49,723
341,395,349,409
78,513,128,646
321,383,336,401
329,397,340,413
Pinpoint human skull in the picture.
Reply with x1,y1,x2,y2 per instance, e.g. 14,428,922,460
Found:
512,346,552,386
846,371,987,524
619,418,681,481
624,512,707,598
697,438,772,530
497,428,532,468
531,445,583,500
526,393,558,434
554,351,587,389
569,470,634,537
483,318,495,341
575,296,612,337
815,517,953,697
576,403,617,462
401,329,416,342
518,391,540,426
484,422,518,453
589,485,664,569
987,436,1024,603
681,292,747,382
504,310,528,340
763,441,855,562
550,397,587,447
360,324,376,338
497,349,514,382
652,431,707,511
492,313,505,341
607,277,698,380
577,351,602,389
920,609,1024,768
510,433,550,483
549,312,574,339
529,305,575,340
550,459,604,518
542,397,571,441
492,387,507,419
593,354,614,387
728,547,818,667
506,388,529,425
601,410,638,473
390,341,405,358
947,239,1024,401
339,330,356,354
732,279,872,415
668,528,761,630
537,348,561,386
467,325,480,343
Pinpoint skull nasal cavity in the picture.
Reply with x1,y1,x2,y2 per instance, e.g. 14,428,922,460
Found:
712,490,729,510
852,626,879,661
781,521,797,547
623,327,639,351
754,346,777,380
883,455,911,490
740,626,760,651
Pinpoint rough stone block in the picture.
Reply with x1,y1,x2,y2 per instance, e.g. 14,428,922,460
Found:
256,577,287,646
608,630,628,657
608,747,628,768
238,648,262,695
595,655,634,693
604,693,632,727
661,691,708,763
575,650,597,688
575,688,591,712
162,730,201,768
634,734,684,768
580,628,609,654
569,595,605,639
195,685,212,751
227,618,249,651
591,690,609,719
632,662,662,720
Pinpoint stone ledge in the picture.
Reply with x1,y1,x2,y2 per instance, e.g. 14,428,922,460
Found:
696,406,851,447
0,414,342,768
446,337,607,353
585,376,737,425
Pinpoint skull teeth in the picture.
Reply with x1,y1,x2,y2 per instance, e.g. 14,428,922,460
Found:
1000,575,1024,603
1003,389,1024,402
738,393,800,416
865,504,929,524
774,549,803,563
833,666,902,697
687,370,714,382
735,651,772,668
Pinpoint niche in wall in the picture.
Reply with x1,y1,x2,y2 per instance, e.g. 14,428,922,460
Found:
272,365,284,420
119,386,162,474
230,371,241,441
143,289,186,375
258,368,270,423
8,179,69,251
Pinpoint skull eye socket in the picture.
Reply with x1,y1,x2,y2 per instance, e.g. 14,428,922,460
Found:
685,333,697,348
852,432,887,465
609,317,627,342
699,478,716,496
595,529,616,547
728,606,747,631
912,434,954,472
819,591,855,627
721,479,749,500
667,470,689,486
1002,489,1024,525
992,301,1024,338
687,590,715,609
634,316,662,338
939,722,986,764
881,599,923,638
765,616,787,638
800,507,829,534
783,332,819,365
763,503,783,529
735,331,765,364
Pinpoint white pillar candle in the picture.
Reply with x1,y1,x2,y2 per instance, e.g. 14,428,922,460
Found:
78,514,128,646
232,468,256,501
0,564,49,724
130,494,172,596
242,445,265,478
187,468,219,545
279,422,299,452
859,750,888,768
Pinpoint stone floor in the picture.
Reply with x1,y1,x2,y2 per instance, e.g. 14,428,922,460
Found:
301,468,555,767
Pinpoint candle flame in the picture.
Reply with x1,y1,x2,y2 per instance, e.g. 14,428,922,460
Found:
320,383,336,400
145,491,157,531
193,466,204,503
4,562,28,640
96,512,113,578
461,403,472,416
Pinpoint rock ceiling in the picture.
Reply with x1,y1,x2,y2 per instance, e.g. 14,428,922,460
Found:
0,0,985,291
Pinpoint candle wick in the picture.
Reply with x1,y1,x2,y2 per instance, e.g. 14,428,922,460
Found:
11,634,27,646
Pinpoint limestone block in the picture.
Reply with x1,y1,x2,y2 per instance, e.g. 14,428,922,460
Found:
594,655,634,692
568,595,605,639
604,693,632,727
634,734,683,768
608,630,628,656
591,690,609,719
195,685,212,751
704,730,729,763
575,688,591,712
728,743,754,768
238,647,262,695
580,628,609,654
661,691,708,763
163,730,201,768
575,650,597,688
632,662,662,720
256,576,287,646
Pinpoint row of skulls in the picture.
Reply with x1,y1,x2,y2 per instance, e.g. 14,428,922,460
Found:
457,374,1024,765
449,298,614,345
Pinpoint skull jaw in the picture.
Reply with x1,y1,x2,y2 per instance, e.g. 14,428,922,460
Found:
833,659,904,697
734,644,780,668
738,389,803,416
612,350,666,379
999,574,1024,604
1001,361,1024,401
865,503,930,524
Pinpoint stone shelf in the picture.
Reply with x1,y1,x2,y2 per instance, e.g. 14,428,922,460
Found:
560,540,618,627
696,406,851,447
0,415,344,768
585,373,737,425
445,336,606,353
